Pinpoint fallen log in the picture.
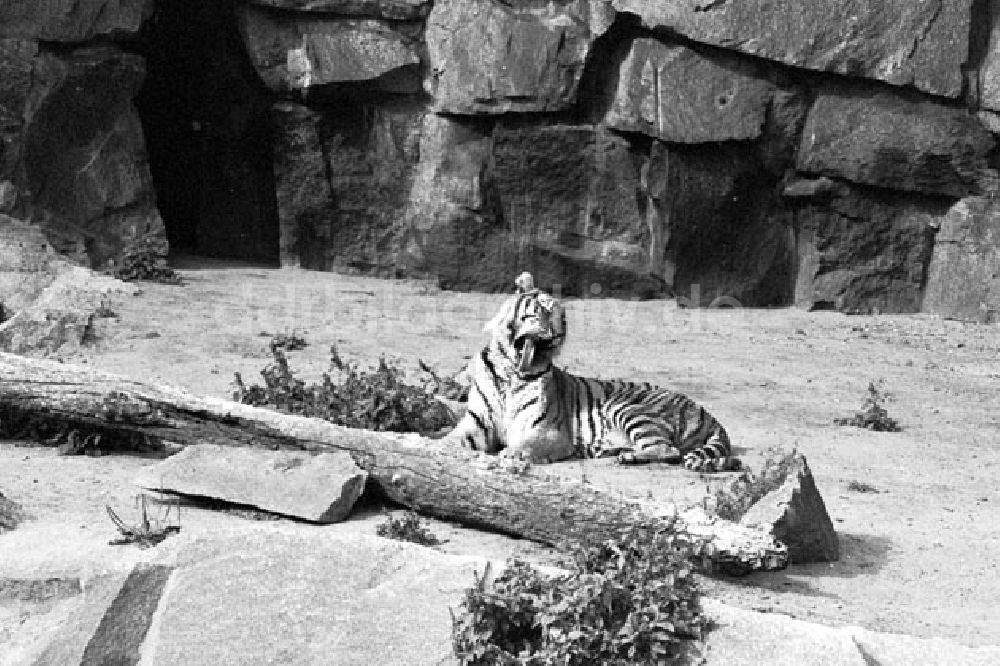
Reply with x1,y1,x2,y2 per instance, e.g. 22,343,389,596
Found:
0,352,787,574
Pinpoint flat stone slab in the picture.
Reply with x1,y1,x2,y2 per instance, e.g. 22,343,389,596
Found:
135,444,367,523
143,527,484,665
702,599,1000,666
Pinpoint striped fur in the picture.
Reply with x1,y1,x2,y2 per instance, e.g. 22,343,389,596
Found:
446,273,740,473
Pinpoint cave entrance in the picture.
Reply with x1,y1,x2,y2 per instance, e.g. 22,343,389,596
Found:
134,0,278,263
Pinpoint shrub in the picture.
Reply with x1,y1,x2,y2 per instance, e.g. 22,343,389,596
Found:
233,346,458,435
712,448,798,522
846,480,879,493
834,381,900,432
108,238,182,285
376,511,442,546
451,521,708,665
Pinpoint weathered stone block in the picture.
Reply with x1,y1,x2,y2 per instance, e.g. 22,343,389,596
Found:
923,197,1000,323
0,38,37,177
0,0,153,42
797,84,995,198
739,453,839,564
613,0,972,98
426,0,613,114
135,444,368,523
792,182,947,314
248,0,432,20
605,37,773,143
238,5,422,94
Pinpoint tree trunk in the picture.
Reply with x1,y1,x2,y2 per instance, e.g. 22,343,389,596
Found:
0,352,787,574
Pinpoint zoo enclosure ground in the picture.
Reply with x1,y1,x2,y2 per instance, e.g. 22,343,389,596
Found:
4,257,999,648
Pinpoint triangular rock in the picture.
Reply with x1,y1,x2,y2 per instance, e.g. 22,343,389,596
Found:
135,444,367,523
739,453,839,563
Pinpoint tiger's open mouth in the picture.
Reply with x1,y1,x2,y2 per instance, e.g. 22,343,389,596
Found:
513,330,558,375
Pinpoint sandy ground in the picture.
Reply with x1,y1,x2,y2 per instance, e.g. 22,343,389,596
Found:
2,257,999,649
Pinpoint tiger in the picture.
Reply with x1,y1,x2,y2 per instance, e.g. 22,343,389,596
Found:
444,272,741,472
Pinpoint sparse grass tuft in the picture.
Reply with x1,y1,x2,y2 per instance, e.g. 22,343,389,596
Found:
376,511,442,546
451,519,708,664
712,448,798,522
834,380,901,432
846,480,880,493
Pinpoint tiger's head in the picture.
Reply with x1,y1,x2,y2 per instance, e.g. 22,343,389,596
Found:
485,272,566,378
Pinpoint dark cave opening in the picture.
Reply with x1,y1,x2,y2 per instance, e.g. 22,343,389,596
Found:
134,0,279,263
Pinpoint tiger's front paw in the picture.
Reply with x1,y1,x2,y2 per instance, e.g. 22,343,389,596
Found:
499,446,550,464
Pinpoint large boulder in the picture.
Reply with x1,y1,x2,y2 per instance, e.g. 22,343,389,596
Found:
790,180,947,314
134,445,368,524
796,83,996,198
923,197,1000,323
238,4,423,94
0,0,153,42
976,0,1000,113
605,37,773,143
17,45,164,266
426,0,614,114
248,0,432,20
612,0,972,98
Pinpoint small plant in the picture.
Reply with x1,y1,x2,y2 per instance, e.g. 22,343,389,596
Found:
106,494,180,548
834,381,901,432
94,295,117,318
232,346,458,435
451,520,709,665
846,480,880,493
712,448,798,522
57,430,105,456
376,511,442,546
270,331,308,351
108,238,182,285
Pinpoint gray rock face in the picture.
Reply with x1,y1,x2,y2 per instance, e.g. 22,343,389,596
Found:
427,0,614,114
239,5,422,93
272,99,424,272
0,0,153,42
134,445,368,523
605,37,773,143
977,0,1000,113
18,46,163,265
613,0,972,98
249,0,432,20
792,182,947,314
797,84,996,198
923,197,1000,323
739,453,839,564
0,39,37,178
0,215,73,313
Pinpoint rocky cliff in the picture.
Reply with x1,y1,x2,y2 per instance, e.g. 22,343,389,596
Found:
1,0,999,316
